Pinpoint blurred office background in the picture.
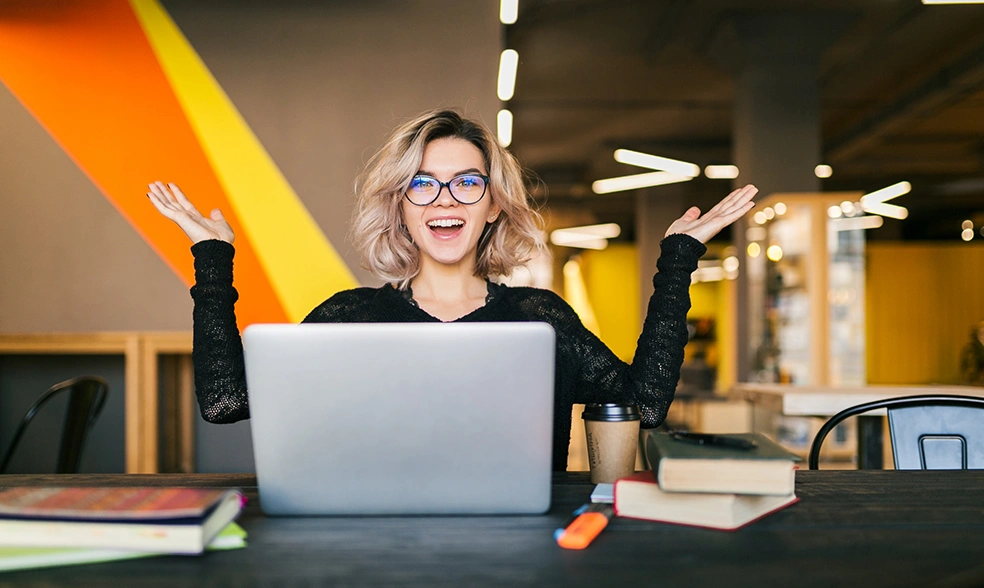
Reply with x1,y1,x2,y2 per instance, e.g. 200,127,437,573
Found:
1,0,983,472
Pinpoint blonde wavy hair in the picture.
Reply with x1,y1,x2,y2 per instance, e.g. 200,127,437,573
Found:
350,108,546,287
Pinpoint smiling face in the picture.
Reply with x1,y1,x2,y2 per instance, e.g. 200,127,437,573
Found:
402,137,500,276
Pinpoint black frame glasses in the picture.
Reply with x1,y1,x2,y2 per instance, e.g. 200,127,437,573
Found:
405,173,490,206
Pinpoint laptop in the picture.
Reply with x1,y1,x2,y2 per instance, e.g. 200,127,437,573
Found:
242,322,555,515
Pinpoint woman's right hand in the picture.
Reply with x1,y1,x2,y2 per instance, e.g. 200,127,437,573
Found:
147,181,235,244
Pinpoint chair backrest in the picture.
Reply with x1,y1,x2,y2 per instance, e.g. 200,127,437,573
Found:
0,376,109,474
809,394,984,470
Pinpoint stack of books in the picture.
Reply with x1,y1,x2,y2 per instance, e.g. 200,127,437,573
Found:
0,486,246,572
613,431,801,531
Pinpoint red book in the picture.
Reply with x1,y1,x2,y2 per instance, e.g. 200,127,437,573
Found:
613,472,798,531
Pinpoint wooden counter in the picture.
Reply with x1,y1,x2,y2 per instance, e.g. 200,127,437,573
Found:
730,382,984,467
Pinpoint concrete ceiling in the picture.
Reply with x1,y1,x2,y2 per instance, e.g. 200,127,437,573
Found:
506,0,984,242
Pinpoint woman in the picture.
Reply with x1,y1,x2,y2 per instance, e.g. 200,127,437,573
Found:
148,108,757,470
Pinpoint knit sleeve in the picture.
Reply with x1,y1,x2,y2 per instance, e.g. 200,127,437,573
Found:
556,233,705,428
632,233,706,426
189,239,250,423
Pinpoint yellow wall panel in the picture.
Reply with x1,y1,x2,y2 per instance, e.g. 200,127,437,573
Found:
689,280,721,317
867,243,984,385
581,245,640,362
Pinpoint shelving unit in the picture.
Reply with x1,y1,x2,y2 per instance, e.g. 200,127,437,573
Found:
744,192,868,461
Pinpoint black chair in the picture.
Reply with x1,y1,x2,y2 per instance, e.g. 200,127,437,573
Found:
809,394,984,470
0,376,109,474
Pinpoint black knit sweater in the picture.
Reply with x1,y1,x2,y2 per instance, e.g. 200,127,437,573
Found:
189,234,706,470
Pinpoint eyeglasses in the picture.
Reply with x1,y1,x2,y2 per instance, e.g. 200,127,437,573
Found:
405,173,490,206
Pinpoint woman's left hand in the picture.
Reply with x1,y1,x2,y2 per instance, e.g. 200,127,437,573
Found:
664,184,758,243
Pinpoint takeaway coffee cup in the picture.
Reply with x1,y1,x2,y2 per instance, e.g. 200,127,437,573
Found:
582,403,640,484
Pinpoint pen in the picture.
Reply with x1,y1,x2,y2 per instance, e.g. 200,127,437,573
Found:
671,432,758,450
556,504,613,550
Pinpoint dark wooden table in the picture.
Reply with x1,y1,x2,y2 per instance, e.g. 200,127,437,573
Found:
2,471,983,587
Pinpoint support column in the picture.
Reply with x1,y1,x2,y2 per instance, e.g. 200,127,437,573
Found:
728,12,852,382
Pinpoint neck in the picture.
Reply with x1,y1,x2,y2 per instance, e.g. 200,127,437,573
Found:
411,264,487,304
407,261,489,322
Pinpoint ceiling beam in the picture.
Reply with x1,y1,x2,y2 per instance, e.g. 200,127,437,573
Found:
826,37,984,164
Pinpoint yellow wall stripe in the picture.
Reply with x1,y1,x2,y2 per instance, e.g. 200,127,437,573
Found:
129,0,357,321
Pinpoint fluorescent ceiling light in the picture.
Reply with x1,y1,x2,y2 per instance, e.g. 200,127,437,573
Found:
497,49,519,101
830,215,884,232
704,165,739,179
922,1,984,4
551,236,608,250
860,181,910,220
815,164,833,178
497,109,513,147
551,223,621,240
692,265,725,284
591,171,691,194
550,223,621,249
693,259,736,284
500,0,519,24
613,149,699,177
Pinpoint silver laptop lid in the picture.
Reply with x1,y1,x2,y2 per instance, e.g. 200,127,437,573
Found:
243,322,555,515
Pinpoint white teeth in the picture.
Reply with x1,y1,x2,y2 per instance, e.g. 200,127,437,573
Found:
427,218,464,228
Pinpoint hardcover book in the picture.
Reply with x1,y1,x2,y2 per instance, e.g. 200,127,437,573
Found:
646,432,800,496
0,487,245,554
613,472,798,531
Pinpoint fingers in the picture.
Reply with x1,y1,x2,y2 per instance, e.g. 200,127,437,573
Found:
147,181,208,220
148,182,182,211
147,182,182,219
146,189,176,219
719,184,757,211
168,183,200,214
704,184,758,220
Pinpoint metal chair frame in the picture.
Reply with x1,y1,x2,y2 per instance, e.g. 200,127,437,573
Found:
808,394,984,470
0,375,109,474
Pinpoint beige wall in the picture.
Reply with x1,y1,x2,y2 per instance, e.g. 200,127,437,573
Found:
0,0,501,332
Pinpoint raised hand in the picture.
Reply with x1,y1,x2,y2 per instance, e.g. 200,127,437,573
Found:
147,181,235,245
664,184,758,244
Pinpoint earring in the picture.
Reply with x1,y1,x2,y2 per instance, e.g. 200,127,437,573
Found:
489,213,499,222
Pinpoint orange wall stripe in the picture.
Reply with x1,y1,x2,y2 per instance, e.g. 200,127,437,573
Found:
130,0,358,322
0,0,287,327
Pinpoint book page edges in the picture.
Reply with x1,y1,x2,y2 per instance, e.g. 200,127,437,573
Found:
658,458,795,495
0,495,242,554
616,494,799,531
614,480,799,530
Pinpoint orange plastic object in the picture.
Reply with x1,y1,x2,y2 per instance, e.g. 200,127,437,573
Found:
556,512,610,550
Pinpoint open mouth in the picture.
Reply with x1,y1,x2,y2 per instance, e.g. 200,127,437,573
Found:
427,218,464,237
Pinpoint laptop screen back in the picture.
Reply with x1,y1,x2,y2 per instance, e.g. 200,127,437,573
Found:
243,322,555,515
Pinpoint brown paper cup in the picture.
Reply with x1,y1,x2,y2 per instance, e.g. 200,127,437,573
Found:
584,418,640,484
